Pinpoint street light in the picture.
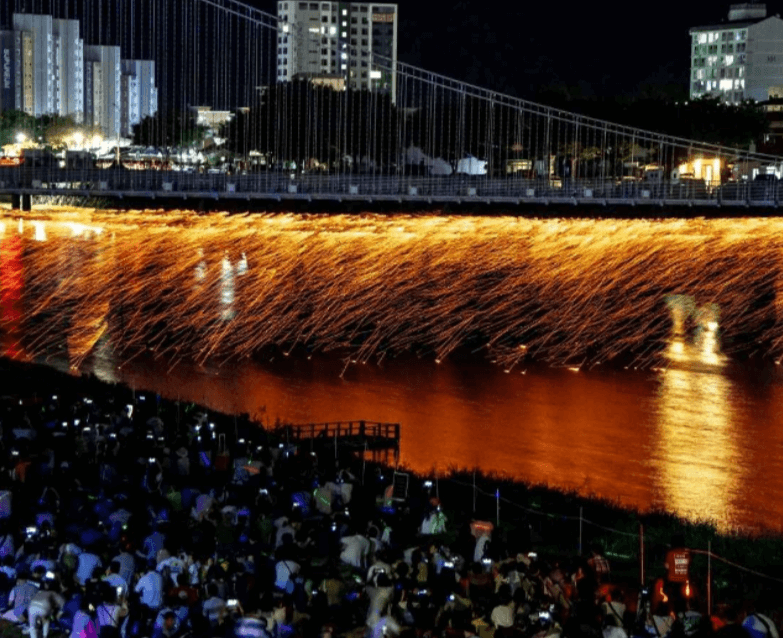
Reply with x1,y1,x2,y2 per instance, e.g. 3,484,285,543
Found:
73,132,84,149
15,132,26,145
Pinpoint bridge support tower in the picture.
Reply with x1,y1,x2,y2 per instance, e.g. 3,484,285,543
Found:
15,194,32,211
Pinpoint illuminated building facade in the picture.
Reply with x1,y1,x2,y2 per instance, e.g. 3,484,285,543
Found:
121,60,157,137
690,3,783,104
84,45,122,138
276,1,397,99
0,13,157,140
11,13,54,117
52,18,84,123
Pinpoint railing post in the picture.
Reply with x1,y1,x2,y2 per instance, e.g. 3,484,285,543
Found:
707,540,712,618
640,522,645,586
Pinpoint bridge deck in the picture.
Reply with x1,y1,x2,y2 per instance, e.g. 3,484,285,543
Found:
4,169,783,212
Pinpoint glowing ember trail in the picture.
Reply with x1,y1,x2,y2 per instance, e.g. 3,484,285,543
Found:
0,208,781,372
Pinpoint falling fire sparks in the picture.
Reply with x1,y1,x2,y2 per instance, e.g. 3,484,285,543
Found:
0,208,782,372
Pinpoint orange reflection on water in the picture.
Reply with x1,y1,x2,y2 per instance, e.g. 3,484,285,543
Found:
655,364,740,532
0,233,25,360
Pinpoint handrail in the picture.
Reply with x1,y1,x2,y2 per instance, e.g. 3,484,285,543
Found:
275,420,400,441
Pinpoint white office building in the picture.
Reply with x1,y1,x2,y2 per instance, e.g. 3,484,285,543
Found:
121,59,157,136
276,1,397,99
84,44,122,138
690,3,783,104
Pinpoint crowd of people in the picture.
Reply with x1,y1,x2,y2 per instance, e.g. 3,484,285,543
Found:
0,378,777,638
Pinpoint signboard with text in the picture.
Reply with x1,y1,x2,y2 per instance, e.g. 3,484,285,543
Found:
0,31,15,111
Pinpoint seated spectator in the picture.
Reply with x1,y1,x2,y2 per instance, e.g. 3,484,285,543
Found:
588,545,611,584
202,583,227,627
104,561,129,600
75,549,103,586
28,584,65,638
135,560,165,613
490,584,515,629
340,531,370,570
3,567,43,622
274,553,301,595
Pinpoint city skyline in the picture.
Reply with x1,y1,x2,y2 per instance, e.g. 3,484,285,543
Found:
249,0,777,100
0,10,158,139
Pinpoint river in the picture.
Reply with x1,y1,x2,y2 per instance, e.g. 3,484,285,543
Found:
2,206,783,535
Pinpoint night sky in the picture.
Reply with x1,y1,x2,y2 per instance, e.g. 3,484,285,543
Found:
249,1,769,100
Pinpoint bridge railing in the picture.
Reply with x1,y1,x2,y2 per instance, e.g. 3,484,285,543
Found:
4,166,783,205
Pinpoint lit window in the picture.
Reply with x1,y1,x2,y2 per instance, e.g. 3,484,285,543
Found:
342,8,347,15
726,54,734,65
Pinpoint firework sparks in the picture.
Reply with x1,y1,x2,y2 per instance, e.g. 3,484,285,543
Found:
0,208,780,372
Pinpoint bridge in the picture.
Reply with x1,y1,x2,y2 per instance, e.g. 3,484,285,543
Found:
1,0,783,212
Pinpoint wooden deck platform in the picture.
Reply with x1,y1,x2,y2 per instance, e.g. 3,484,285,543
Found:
275,420,400,462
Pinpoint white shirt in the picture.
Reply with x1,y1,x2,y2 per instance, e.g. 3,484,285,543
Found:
491,604,514,628
340,534,371,569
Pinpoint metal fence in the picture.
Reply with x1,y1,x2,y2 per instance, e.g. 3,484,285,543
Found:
433,473,783,616
8,167,783,207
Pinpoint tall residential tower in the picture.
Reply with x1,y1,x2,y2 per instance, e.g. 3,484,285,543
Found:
276,1,397,99
690,3,783,104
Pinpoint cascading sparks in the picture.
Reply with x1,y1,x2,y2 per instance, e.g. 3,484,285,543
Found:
1,208,781,373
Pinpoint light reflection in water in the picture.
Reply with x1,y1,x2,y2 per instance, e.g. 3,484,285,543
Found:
655,366,739,531
2,207,783,534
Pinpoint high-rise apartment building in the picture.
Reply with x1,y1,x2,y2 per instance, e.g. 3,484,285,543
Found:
84,44,121,138
52,18,84,122
121,60,157,136
0,12,157,139
690,3,783,104
12,13,55,117
276,1,397,99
